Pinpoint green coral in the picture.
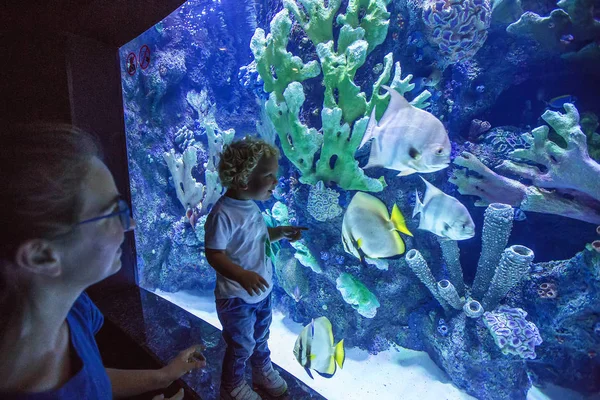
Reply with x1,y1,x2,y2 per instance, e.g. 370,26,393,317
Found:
336,272,380,318
251,0,428,192
291,240,322,273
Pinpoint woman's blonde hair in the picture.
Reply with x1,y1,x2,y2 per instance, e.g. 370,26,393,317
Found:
218,136,279,189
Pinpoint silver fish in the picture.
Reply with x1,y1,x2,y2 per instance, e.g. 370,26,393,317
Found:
293,316,345,379
359,85,451,176
413,177,475,240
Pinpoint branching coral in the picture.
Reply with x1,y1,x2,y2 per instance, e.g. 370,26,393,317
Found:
451,104,600,225
163,116,234,215
507,0,600,54
249,0,430,192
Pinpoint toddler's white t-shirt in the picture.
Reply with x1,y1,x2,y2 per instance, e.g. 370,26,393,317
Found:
204,195,273,304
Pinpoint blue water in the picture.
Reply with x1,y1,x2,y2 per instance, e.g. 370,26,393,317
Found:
120,0,600,398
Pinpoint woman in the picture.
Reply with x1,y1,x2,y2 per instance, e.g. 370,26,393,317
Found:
0,123,205,399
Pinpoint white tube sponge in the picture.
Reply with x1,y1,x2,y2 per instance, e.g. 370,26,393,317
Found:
405,249,450,311
482,245,534,310
463,299,484,318
437,237,465,297
471,203,514,300
437,279,464,310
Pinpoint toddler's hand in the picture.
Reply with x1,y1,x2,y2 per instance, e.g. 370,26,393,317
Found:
158,345,206,387
279,226,308,242
239,270,269,296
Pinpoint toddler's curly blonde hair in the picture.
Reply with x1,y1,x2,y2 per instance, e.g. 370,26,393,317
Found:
218,136,279,189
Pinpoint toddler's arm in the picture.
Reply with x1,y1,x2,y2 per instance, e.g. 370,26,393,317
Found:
205,249,269,296
268,226,308,242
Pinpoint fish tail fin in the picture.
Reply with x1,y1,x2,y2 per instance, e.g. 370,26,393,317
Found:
305,367,315,380
325,352,337,375
359,106,378,150
334,339,345,369
413,189,423,218
392,204,413,236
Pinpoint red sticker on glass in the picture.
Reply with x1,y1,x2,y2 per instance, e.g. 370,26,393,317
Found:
139,45,151,70
126,52,137,76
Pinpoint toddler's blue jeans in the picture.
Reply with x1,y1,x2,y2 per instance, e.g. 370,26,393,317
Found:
216,293,273,389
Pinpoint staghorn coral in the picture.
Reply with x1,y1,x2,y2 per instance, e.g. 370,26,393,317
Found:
422,0,492,67
451,104,600,225
483,305,543,359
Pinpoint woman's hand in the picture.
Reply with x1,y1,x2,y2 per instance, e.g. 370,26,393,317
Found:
278,226,308,242
157,345,207,387
238,270,269,296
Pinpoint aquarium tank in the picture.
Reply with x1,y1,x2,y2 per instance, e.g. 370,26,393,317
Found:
119,0,600,398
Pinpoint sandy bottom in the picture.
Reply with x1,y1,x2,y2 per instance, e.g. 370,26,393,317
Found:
153,289,592,400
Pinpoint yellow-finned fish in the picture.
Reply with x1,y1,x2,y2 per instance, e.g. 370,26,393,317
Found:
342,192,413,260
293,316,345,379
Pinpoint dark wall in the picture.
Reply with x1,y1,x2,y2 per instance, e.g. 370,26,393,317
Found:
1,0,186,299
66,33,138,297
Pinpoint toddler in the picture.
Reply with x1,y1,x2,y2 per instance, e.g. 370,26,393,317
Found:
204,137,307,400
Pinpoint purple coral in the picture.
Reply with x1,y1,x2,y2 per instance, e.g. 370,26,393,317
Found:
423,0,492,65
483,305,543,359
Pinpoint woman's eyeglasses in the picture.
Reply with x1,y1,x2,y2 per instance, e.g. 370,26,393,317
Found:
77,198,133,230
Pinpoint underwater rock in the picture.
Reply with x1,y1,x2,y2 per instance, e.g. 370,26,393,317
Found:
411,310,531,400
522,247,600,394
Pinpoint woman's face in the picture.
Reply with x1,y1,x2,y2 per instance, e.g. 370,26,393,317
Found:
57,157,135,288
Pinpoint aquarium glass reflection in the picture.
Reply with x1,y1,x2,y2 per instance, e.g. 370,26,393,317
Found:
119,0,600,398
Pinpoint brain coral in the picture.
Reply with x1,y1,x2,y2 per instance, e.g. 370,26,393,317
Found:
483,305,543,359
423,0,492,65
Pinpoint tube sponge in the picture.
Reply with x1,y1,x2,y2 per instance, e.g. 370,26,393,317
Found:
482,245,534,310
437,237,465,297
463,299,484,318
471,203,514,300
437,279,464,310
405,249,450,311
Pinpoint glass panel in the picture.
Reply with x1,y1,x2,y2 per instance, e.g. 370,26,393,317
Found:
120,0,600,399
